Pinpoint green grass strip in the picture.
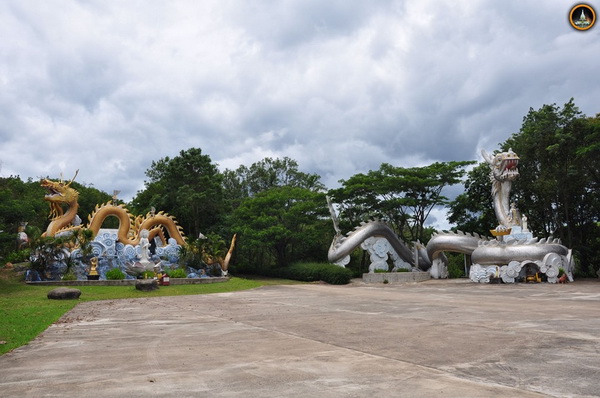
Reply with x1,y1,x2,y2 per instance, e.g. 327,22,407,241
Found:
0,271,300,355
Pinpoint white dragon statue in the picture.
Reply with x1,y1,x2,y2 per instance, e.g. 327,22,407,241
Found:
328,149,574,283
481,148,520,230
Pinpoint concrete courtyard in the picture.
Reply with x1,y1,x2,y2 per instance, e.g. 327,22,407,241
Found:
1,279,599,397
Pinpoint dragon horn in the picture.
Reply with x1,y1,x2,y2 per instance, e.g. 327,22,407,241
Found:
481,149,493,164
66,170,79,186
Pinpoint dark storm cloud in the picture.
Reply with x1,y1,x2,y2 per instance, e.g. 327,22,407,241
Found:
1,0,599,229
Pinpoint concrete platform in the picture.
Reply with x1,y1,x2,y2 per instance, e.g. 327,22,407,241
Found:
362,271,430,283
1,279,599,397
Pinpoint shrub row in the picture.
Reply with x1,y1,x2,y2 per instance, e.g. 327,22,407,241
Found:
105,268,126,280
267,262,353,285
165,268,188,278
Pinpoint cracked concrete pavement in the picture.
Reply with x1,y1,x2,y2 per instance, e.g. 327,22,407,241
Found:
1,279,599,397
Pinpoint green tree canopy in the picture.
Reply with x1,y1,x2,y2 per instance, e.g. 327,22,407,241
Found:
222,157,324,211
130,148,223,238
503,99,600,274
329,161,474,242
229,186,328,267
447,162,496,235
223,157,329,268
449,99,600,275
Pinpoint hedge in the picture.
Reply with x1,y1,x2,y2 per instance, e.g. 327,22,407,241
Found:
267,262,353,285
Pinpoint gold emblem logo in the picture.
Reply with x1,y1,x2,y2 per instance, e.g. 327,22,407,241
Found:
570,4,596,30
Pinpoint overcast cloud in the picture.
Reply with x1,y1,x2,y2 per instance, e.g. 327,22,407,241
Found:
1,1,599,229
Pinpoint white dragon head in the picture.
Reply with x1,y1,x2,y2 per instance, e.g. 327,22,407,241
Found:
481,148,519,182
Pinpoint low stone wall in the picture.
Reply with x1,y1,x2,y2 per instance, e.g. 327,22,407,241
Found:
362,272,430,284
26,277,229,286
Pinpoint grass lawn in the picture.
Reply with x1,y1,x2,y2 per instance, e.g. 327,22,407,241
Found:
0,269,300,355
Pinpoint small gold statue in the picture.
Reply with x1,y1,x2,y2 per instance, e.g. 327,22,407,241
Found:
89,257,99,276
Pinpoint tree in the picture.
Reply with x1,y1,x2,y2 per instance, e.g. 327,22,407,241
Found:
447,162,496,235
223,157,329,269
229,186,329,267
575,113,600,188
449,99,600,276
0,176,43,258
131,148,224,238
501,99,600,275
69,181,114,227
329,161,474,242
222,157,324,211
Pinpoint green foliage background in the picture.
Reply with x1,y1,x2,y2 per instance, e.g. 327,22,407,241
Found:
1,99,599,277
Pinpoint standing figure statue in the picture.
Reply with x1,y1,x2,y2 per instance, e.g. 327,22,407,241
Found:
139,229,151,263
17,222,29,250
509,202,521,226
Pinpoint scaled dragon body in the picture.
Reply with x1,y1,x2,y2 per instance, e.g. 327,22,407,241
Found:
36,174,240,280
41,176,185,246
328,149,574,283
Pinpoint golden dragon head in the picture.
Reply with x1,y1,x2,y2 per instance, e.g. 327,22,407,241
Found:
40,171,80,220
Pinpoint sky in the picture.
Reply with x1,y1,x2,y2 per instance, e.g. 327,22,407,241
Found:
1,0,599,230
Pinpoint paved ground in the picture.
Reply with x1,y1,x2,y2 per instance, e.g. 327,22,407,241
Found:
1,279,599,397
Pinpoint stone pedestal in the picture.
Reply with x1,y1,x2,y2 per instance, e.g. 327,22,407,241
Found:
135,279,159,291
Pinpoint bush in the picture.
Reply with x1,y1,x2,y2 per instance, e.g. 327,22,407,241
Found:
165,268,188,278
177,240,206,270
142,271,154,279
228,262,272,276
6,249,31,264
268,262,353,285
374,267,411,273
62,271,77,281
105,268,126,280
446,253,466,279
343,247,368,278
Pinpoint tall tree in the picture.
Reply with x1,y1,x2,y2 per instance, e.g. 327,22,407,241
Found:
131,148,223,238
70,181,114,227
222,157,324,209
224,157,328,268
502,99,600,274
447,162,496,235
229,186,328,267
449,99,600,275
329,161,474,242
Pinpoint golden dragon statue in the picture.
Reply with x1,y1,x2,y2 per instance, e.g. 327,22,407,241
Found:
41,172,186,246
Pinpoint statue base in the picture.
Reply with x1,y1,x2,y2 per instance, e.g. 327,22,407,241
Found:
503,226,534,242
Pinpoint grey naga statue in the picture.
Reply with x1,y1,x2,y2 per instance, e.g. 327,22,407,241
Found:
327,149,574,283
